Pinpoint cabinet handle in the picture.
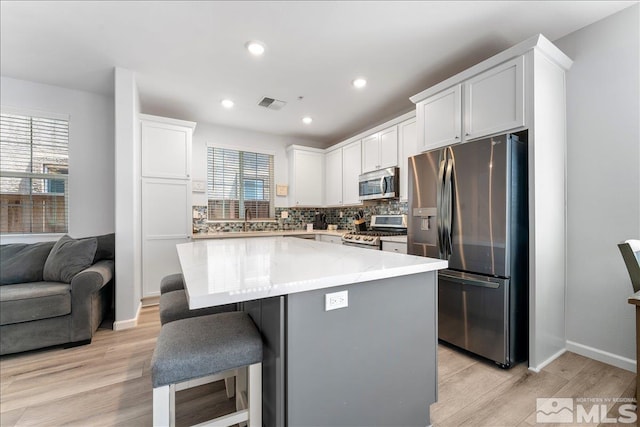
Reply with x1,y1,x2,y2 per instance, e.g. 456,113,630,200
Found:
454,136,460,140
465,132,470,136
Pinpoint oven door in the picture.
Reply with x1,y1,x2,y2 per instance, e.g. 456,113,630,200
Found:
342,241,380,250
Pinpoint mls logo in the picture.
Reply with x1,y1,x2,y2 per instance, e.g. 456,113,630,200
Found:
536,398,574,423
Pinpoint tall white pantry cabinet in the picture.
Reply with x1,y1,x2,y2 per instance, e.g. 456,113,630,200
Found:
139,114,196,298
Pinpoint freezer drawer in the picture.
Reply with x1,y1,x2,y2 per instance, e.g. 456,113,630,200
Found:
438,270,510,366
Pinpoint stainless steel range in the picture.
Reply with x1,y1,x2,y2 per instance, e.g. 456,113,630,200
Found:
342,214,407,250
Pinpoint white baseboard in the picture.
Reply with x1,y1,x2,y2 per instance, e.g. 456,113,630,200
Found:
529,347,567,373
113,301,142,331
566,340,636,373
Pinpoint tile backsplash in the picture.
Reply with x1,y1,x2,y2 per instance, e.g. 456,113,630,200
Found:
192,200,408,233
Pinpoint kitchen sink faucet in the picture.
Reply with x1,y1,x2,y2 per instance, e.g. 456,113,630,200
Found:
243,208,252,232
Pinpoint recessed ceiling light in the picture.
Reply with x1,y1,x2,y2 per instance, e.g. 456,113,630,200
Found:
221,99,234,109
352,77,367,89
302,117,313,125
246,40,266,56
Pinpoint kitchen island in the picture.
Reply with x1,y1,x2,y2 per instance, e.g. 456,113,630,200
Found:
176,236,447,427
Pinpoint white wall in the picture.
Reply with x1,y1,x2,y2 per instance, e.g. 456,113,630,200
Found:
555,4,640,371
113,68,142,328
191,121,323,207
0,76,114,243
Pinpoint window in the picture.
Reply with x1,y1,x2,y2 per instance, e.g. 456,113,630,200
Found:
207,147,274,220
0,111,69,234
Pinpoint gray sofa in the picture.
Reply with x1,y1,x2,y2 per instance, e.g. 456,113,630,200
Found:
0,233,115,355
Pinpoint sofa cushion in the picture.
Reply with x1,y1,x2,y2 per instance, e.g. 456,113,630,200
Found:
43,235,98,283
0,282,71,325
0,241,56,285
90,233,115,263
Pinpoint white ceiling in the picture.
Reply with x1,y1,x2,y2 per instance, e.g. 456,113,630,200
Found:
0,1,636,146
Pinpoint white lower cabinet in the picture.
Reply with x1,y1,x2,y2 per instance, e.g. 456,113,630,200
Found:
317,234,343,245
141,178,191,296
382,241,407,254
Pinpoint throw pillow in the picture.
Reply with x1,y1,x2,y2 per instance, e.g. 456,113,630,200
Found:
43,235,98,283
0,241,56,285
91,233,115,263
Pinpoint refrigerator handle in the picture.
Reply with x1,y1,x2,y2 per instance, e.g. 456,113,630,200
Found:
443,155,454,258
437,155,446,257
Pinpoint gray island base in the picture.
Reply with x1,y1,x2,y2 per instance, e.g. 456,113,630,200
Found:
177,237,445,426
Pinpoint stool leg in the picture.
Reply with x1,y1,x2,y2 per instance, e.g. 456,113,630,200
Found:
153,385,171,427
248,363,262,427
224,376,236,399
236,366,247,413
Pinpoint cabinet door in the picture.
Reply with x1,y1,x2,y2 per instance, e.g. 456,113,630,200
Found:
464,56,524,139
141,121,191,179
361,134,380,173
293,150,324,206
325,148,343,206
382,241,407,254
141,178,191,297
342,140,362,205
398,118,417,201
418,84,462,152
379,126,398,169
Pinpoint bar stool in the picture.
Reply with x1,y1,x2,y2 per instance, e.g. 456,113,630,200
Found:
158,288,235,325
160,273,185,294
151,311,263,427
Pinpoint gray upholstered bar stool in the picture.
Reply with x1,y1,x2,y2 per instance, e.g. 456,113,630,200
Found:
151,312,263,427
158,288,236,325
159,273,185,294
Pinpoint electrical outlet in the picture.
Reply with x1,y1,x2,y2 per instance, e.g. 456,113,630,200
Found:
325,290,348,311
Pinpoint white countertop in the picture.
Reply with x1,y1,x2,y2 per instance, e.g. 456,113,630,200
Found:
192,229,346,239
177,236,447,309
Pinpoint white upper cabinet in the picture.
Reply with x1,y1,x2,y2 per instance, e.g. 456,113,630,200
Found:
464,56,525,140
415,57,525,153
362,126,398,173
288,146,324,207
141,118,193,179
361,133,380,172
416,84,462,152
325,148,343,206
341,140,362,205
398,117,418,202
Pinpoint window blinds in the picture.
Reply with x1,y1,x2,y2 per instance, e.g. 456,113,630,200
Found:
0,112,69,233
207,147,274,220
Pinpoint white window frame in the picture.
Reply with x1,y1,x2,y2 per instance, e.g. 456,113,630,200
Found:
206,143,276,221
0,106,70,235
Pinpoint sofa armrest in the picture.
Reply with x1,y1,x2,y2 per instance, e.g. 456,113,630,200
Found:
70,259,114,342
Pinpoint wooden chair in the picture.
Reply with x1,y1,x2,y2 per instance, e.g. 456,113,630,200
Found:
618,239,640,293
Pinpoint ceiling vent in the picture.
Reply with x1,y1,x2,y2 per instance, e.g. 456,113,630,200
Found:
258,97,287,110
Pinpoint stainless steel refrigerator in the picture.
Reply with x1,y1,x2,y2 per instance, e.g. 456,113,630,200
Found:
408,133,528,367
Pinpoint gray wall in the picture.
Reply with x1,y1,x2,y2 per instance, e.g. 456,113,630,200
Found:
0,76,115,243
555,4,640,370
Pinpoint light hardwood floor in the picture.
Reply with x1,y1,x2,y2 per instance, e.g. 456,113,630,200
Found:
0,306,635,426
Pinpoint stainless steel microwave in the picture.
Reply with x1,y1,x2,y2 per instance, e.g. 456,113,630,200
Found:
358,167,399,201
